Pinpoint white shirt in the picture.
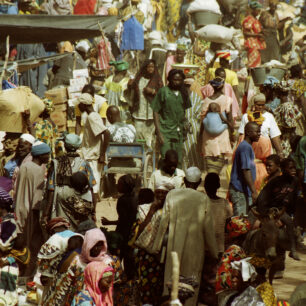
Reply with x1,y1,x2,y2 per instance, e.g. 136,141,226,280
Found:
81,112,107,160
148,168,185,190
108,122,136,143
238,112,281,139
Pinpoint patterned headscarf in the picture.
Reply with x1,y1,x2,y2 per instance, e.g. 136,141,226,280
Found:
84,261,114,306
226,216,251,239
46,217,70,234
43,98,54,114
81,228,108,263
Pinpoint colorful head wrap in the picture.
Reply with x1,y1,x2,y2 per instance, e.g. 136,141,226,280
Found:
31,141,51,156
81,228,108,263
109,61,129,72
0,187,13,209
43,98,54,114
209,77,225,89
46,217,70,234
216,50,231,60
249,1,263,8
177,44,187,51
226,216,251,239
264,75,280,87
84,262,114,306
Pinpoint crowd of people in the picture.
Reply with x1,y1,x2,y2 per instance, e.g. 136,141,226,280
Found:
0,0,306,305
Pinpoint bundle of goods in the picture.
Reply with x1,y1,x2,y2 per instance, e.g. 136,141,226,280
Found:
196,24,236,44
187,0,221,27
0,86,44,133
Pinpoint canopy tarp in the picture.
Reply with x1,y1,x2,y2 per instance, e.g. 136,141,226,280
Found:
0,15,119,44
0,52,73,73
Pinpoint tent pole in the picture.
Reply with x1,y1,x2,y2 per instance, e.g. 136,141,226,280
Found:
0,35,10,92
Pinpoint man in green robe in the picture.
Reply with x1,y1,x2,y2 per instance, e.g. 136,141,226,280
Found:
151,69,191,165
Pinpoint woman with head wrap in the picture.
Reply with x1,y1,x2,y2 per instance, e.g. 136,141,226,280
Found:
216,216,251,294
273,86,303,158
72,261,115,306
128,59,163,149
34,98,63,159
44,133,96,231
242,1,266,67
14,141,51,279
128,182,174,305
101,61,131,122
43,228,116,305
200,77,234,174
238,92,283,161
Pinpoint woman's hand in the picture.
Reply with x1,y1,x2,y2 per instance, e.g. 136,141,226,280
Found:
101,217,110,225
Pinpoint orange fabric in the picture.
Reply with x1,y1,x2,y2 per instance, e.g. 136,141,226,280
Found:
74,0,96,14
242,15,266,68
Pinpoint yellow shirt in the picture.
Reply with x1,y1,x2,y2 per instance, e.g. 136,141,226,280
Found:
207,68,239,87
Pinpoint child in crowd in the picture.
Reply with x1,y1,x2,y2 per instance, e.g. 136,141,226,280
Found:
138,188,155,205
261,154,281,189
204,173,233,254
101,174,137,280
203,102,233,137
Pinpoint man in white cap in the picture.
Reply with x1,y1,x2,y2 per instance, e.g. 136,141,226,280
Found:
77,93,110,203
151,166,218,306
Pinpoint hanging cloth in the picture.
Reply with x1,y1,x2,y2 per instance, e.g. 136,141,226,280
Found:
121,16,144,51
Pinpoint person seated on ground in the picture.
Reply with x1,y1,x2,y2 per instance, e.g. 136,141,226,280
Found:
218,258,277,306
102,174,137,280
71,261,115,306
203,102,234,137
138,188,155,205
261,154,281,189
0,133,35,193
106,105,136,143
149,149,185,190
75,84,108,135
256,158,300,260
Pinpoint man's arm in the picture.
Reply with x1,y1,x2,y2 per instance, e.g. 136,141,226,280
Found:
271,136,284,159
242,169,257,203
75,116,82,135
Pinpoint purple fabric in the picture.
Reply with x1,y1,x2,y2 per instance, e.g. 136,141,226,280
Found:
0,177,12,193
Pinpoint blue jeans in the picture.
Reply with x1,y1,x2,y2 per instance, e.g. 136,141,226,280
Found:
229,184,252,216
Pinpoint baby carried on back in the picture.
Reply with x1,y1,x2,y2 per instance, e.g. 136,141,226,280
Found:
203,102,232,136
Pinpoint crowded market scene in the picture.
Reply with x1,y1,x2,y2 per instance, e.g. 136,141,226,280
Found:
0,0,305,304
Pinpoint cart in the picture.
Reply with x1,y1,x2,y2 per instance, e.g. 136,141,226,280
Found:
103,141,156,188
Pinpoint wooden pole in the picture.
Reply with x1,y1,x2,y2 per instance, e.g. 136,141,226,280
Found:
171,252,179,302
0,35,10,92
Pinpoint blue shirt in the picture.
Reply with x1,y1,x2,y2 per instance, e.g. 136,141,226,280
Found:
4,158,18,178
121,16,144,51
230,140,256,196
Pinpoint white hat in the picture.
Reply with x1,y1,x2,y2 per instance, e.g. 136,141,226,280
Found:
76,93,93,105
185,167,201,183
76,40,91,54
20,133,36,145
165,43,177,51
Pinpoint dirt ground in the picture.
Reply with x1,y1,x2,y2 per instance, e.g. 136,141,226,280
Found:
96,166,306,302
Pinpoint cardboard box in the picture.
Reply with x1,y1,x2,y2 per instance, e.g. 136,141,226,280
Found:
69,77,87,87
68,92,81,100
45,87,68,104
50,111,67,127
73,69,89,79
53,103,67,112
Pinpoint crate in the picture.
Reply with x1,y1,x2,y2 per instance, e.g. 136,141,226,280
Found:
45,87,68,104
